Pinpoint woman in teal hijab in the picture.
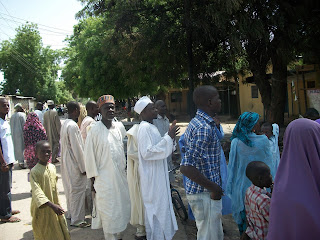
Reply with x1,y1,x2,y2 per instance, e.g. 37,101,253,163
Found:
226,112,275,236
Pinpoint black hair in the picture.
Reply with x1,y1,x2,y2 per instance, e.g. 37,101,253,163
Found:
193,85,218,108
246,161,270,182
261,122,272,130
154,100,165,108
305,108,319,119
86,100,97,111
35,140,50,153
67,101,80,114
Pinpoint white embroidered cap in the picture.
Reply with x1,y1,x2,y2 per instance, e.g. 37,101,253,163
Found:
134,96,152,114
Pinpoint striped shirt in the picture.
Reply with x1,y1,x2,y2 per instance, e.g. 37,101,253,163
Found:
181,109,221,194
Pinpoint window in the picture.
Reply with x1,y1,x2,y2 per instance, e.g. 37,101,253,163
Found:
307,81,316,89
251,85,259,98
171,92,182,102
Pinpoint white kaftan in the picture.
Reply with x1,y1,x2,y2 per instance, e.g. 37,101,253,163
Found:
84,121,130,235
153,114,175,183
80,116,95,142
137,121,178,240
127,124,144,226
80,115,96,215
60,119,86,225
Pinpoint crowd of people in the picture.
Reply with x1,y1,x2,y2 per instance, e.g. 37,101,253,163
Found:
0,85,319,240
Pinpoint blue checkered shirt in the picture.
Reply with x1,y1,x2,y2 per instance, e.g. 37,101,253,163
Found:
181,109,221,194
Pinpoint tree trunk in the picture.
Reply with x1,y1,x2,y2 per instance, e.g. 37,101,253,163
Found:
184,0,196,118
270,54,287,125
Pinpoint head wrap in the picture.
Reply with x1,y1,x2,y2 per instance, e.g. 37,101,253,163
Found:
134,96,152,114
97,95,115,108
230,112,259,147
268,118,320,239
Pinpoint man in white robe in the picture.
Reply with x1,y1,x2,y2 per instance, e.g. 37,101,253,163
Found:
153,100,175,183
84,95,130,240
80,100,99,215
134,96,179,240
60,101,88,227
127,124,146,239
10,103,26,169
34,102,44,124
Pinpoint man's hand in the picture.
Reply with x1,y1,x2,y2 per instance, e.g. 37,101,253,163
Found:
213,115,220,128
46,202,65,215
168,120,180,139
210,184,223,200
1,163,9,172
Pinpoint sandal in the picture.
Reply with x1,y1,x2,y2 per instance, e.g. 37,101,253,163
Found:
1,216,21,223
12,210,20,215
71,221,91,228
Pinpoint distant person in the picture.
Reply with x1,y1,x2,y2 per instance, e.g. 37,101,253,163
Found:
134,96,179,240
0,97,21,223
126,123,146,239
213,115,232,216
268,119,320,239
24,112,48,170
261,122,280,171
244,161,273,240
77,103,87,128
10,103,26,169
80,101,99,142
30,140,70,240
226,112,275,236
34,102,44,124
304,107,319,120
43,100,61,163
180,86,224,240
80,100,99,215
84,95,130,239
60,101,89,228
153,100,175,183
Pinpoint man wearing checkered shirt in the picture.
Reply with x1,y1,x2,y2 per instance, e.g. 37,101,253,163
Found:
180,85,223,240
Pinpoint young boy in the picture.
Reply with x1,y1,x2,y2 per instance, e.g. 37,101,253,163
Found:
30,140,70,240
261,122,280,171
244,161,273,240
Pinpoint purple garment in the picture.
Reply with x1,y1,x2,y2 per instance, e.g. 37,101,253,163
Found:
315,118,320,124
268,118,320,240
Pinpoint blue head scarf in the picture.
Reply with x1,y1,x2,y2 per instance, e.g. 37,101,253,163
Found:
230,112,259,147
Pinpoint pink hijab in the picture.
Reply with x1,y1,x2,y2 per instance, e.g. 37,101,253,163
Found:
268,118,320,239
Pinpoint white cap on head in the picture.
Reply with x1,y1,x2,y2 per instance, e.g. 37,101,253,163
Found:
47,100,54,105
134,96,152,114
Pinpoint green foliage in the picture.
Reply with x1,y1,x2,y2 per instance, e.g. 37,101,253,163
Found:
0,23,61,102
55,80,74,104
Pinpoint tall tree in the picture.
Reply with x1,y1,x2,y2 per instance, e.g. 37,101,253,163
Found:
0,23,61,102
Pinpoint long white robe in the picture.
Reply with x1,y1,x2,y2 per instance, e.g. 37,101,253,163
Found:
10,111,26,163
60,119,86,225
80,115,96,215
137,121,178,240
127,124,144,226
84,121,130,234
80,116,95,142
